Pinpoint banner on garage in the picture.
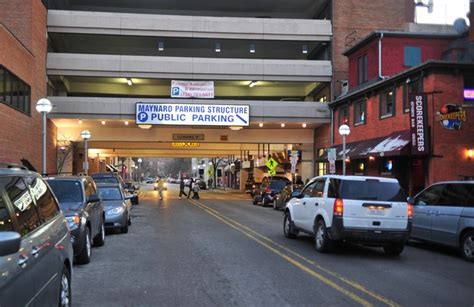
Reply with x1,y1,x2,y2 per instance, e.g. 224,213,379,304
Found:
171,80,214,98
136,103,250,126
409,93,430,155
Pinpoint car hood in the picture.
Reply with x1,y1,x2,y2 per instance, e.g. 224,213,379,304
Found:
58,202,83,213
102,200,125,210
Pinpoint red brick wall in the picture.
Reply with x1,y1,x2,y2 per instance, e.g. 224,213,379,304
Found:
0,0,57,174
332,0,415,97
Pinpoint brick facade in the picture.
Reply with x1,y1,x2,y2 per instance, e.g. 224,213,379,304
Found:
0,0,57,173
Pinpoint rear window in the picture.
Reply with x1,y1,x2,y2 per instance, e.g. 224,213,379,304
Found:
47,180,83,203
340,180,406,202
93,177,119,184
269,180,289,190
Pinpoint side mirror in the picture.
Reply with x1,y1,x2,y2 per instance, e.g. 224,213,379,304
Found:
0,232,21,257
88,193,101,203
407,196,415,205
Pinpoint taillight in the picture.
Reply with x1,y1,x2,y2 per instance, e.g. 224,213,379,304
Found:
265,188,271,194
333,198,343,216
407,204,413,219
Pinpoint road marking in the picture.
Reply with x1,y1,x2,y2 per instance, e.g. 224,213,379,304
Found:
189,199,399,307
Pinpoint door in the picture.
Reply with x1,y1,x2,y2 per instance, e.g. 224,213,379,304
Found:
84,179,99,236
301,178,326,232
430,184,465,247
292,181,316,229
412,184,444,241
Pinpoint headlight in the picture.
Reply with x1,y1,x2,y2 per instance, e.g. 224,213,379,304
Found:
66,215,81,230
154,183,158,187
108,206,125,215
163,182,168,187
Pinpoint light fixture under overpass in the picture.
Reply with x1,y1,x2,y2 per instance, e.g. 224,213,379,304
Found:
127,78,133,86
229,126,243,131
215,42,221,53
138,124,152,129
158,41,164,51
248,81,257,88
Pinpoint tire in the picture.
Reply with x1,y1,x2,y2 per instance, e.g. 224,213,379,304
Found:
252,197,258,205
314,219,332,253
273,201,278,210
93,219,105,247
58,265,71,307
76,227,91,264
283,212,298,239
262,198,269,207
383,243,405,256
460,230,474,262
120,215,129,233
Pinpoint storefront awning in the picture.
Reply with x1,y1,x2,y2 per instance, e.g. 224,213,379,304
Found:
321,130,411,161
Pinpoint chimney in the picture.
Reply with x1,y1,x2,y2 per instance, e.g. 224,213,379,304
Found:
470,1,474,42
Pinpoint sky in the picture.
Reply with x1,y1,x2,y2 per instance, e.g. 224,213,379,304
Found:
416,0,470,25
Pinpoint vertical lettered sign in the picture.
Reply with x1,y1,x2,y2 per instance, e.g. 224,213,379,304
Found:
409,93,430,155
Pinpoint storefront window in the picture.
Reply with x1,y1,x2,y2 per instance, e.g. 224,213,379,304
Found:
380,158,393,175
318,163,327,176
354,160,366,176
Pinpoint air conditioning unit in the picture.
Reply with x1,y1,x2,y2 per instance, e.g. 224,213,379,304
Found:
341,80,349,95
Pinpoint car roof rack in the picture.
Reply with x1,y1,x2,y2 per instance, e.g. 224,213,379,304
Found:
0,163,29,171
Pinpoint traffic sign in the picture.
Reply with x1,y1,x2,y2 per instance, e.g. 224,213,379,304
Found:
268,169,276,176
329,161,336,174
328,148,336,162
266,158,278,170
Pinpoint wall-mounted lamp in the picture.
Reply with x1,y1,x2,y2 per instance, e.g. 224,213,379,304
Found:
302,45,308,54
280,123,285,128
259,122,264,128
127,78,133,86
368,156,375,161
248,81,257,88
249,43,256,53
302,123,307,128
158,41,164,51
138,124,152,129
215,42,221,53
468,148,473,159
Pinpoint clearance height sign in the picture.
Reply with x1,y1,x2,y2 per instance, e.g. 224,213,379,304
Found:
409,93,430,155
136,103,250,126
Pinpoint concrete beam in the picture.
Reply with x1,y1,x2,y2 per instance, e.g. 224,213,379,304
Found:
48,10,332,41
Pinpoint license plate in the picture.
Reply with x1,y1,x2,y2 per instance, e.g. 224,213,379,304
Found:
368,208,385,216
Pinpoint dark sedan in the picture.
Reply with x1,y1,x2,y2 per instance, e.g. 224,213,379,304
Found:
46,176,105,265
97,184,132,234
252,176,291,207
273,183,303,211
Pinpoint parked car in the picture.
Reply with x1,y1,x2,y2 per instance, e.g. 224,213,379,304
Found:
409,181,474,262
284,175,411,256
124,180,139,205
97,183,132,233
253,176,291,206
195,178,207,190
91,172,126,188
0,164,73,306
249,182,261,197
145,177,155,184
273,183,304,211
46,176,106,264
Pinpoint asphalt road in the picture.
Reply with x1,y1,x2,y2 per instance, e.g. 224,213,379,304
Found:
72,184,474,306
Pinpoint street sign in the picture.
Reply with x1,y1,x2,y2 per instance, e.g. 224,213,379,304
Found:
328,148,336,162
266,158,278,170
268,169,276,176
329,161,336,174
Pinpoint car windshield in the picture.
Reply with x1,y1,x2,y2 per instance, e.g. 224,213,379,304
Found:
340,180,406,202
98,187,123,201
47,180,83,210
93,177,119,184
269,180,288,190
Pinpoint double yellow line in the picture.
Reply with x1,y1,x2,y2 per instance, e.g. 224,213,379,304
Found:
188,198,399,307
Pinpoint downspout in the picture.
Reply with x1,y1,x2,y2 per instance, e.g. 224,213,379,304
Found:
378,32,384,79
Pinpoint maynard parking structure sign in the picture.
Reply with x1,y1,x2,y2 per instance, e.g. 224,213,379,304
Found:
136,102,250,127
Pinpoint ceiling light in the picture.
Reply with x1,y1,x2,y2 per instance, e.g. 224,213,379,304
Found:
78,119,83,124
124,121,129,126
158,41,164,51
281,123,285,128
250,43,256,53
127,78,133,86
302,123,307,128
215,42,221,53
302,45,308,54
229,126,243,131
138,124,152,129
101,120,106,125
248,81,257,88
259,122,264,128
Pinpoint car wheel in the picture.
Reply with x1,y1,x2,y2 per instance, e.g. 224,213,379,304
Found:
283,212,298,239
262,198,269,207
58,265,71,307
315,219,332,253
252,197,258,205
121,215,129,234
383,243,405,256
93,219,105,247
76,227,91,264
461,230,474,262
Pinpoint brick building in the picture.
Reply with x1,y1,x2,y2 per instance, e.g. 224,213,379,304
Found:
0,0,57,173
329,18,474,195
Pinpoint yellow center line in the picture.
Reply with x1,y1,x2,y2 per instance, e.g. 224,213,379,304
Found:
188,199,373,307
189,199,399,307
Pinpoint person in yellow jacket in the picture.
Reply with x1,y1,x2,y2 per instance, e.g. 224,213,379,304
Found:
155,177,165,200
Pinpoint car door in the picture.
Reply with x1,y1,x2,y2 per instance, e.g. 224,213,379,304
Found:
430,184,465,247
84,179,99,237
301,178,326,232
292,181,316,230
0,176,48,306
412,184,444,241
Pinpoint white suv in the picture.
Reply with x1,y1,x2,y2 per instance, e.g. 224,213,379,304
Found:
284,175,412,256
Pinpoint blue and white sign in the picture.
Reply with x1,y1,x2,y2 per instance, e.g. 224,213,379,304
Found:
136,103,250,127
171,80,214,99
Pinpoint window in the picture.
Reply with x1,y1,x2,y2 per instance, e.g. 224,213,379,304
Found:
327,178,341,198
312,179,326,197
438,184,474,207
358,54,368,85
26,176,60,222
403,78,423,112
379,88,396,118
380,158,394,174
0,193,14,232
353,99,366,125
0,66,31,115
404,47,421,67
3,176,42,236
416,184,444,206
301,182,316,198
354,160,367,175
85,179,96,199
317,163,327,176
338,105,350,126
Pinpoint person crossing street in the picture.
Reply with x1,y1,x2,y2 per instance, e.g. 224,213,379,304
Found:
155,176,165,200
179,177,187,199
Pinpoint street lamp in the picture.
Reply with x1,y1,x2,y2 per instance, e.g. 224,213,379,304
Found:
338,124,351,176
36,98,52,176
80,130,91,175
137,158,142,184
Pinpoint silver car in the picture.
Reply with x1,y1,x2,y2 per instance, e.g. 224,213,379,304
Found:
0,165,73,306
97,183,132,233
409,181,474,262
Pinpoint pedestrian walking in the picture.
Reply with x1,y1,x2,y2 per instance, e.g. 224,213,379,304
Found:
156,176,165,200
179,177,187,199
192,181,201,199
187,178,194,199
